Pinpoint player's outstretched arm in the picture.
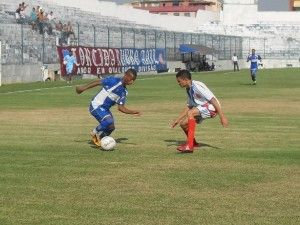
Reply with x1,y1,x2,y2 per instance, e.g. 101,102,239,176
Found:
210,97,228,128
75,80,101,94
172,107,189,128
118,105,141,116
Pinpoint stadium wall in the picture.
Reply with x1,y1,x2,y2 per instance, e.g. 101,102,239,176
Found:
1,59,299,84
195,10,220,24
258,12,300,23
222,3,258,25
1,64,43,84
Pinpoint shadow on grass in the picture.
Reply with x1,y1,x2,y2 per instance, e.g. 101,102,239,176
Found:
87,137,137,150
240,83,256,86
164,139,221,149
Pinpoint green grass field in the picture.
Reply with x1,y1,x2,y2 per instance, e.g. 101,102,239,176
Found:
0,68,299,225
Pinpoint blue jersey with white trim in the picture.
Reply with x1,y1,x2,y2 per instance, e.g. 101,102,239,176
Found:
247,54,262,70
91,76,127,110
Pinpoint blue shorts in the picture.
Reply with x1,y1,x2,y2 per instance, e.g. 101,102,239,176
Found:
89,104,114,124
250,68,257,76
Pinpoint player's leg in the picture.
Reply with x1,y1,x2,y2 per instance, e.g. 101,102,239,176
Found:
179,118,200,148
66,66,73,83
177,108,199,152
90,107,115,146
250,69,257,84
98,115,115,139
177,104,216,152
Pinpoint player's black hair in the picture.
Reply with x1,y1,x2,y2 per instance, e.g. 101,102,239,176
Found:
126,68,137,80
176,69,191,80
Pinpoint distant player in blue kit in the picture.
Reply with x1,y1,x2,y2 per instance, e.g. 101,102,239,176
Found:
247,49,262,85
63,50,79,83
75,69,141,147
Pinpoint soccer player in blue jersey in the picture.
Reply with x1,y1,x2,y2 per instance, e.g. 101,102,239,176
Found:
247,49,262,85
75,69,141,147
172,70,228,153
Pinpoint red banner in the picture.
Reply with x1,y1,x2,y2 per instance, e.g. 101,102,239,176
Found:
57,46,167,76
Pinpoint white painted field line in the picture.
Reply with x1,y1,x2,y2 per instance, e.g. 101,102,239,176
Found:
0,85,73,95
0,76,167,95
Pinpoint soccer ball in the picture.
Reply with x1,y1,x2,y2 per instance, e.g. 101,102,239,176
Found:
100,136,116,151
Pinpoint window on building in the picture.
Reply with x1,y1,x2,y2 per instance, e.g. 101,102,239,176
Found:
184,12,191,17
174,13,179,16
151,3,159,7
173,0,179,6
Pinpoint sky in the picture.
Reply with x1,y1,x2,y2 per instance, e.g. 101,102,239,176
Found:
108,0,292,11
48,0,293,11
258,0,290,11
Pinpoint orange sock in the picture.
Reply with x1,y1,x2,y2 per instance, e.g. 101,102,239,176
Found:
187,119,196,149
184,129,197,144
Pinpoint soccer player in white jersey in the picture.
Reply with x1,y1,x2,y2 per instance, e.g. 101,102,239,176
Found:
75,69,141,147
172,70,228,153
247,49,262,85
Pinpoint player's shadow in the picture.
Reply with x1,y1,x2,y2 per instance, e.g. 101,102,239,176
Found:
75,137,137,150
115,137,137,145
164,139,221,149
240,83,256,86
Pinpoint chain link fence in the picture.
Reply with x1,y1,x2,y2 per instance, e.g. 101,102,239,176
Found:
1,23,299,65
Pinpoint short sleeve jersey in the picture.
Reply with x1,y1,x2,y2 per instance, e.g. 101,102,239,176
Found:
187,80,215,107
91,76,127,110
247,54,262,70
64,55,77,70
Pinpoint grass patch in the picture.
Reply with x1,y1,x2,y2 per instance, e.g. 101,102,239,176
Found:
0,68,299,225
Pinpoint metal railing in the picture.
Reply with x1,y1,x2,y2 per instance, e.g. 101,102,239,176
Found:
1,23,299,65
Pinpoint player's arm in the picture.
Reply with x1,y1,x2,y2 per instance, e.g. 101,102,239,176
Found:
246,55,250,62
118,104,141,116
210,97,228,128
75,79,101,94
172,107,189,128
258,55,262,61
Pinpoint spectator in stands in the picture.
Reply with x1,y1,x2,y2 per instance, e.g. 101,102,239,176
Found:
56,21,63,31
47,11,55,21
54,21,64,44
30,7,37,30
66,21,76,39
36,5,41,14
61,23,69,44
15,4,22,23
232,53,239,72
247,49,262,85
37,9,46,34
21,2,28,10
19,2,28,22
40,11,53,35
46,11,55,35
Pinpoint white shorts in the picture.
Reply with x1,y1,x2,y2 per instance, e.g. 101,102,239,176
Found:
195,103,217,123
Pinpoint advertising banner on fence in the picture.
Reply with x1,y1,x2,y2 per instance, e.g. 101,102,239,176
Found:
57,46,167,76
